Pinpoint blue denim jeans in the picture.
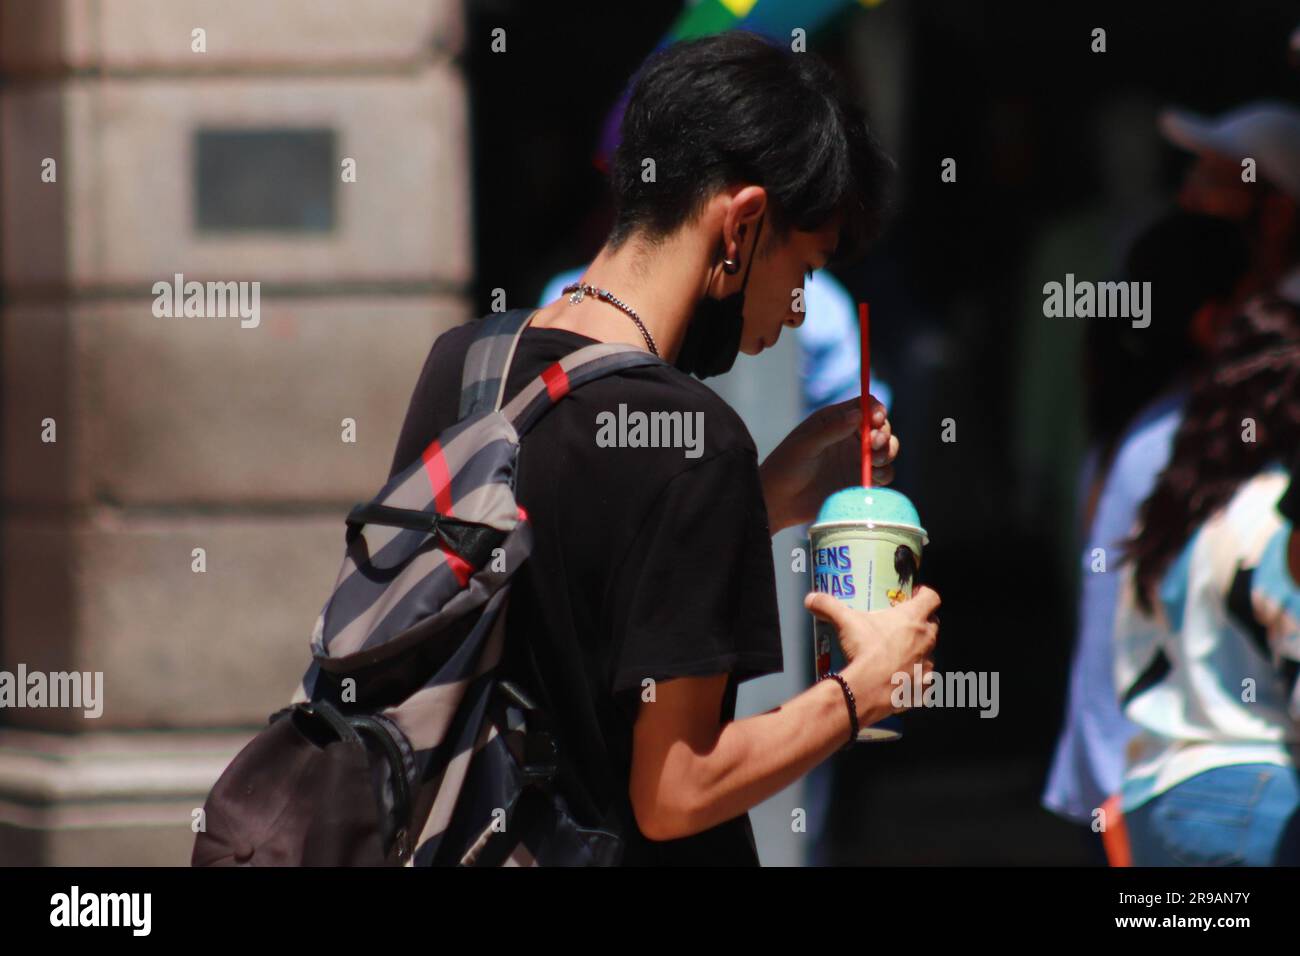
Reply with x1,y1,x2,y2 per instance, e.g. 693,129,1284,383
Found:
1125,764,1300,866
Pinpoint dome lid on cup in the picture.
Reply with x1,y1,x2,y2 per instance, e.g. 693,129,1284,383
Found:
812,486,928,544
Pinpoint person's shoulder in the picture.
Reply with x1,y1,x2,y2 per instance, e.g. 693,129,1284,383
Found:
431,318,479,356
1186,469,1290,598
1106,389,1186,497
1118,391,1184,459
411,319,477,381
1223,467,1291,527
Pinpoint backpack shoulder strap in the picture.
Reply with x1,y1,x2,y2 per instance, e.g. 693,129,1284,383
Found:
459,308,669,435
502,342,667,437
458,308,536,421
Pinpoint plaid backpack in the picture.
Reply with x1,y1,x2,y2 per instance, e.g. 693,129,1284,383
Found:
193,309,664,866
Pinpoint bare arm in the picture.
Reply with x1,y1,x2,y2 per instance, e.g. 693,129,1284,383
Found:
629,586,939,841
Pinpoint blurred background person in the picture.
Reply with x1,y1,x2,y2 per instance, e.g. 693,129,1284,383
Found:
1114,298,1300,866
1043,211,1250,861
1043,99,1300,863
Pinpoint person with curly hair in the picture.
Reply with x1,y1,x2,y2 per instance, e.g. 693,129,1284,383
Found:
1114,297,1300,865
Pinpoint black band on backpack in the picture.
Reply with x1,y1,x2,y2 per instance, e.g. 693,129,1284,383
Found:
345,502,507,570
295,699,363,746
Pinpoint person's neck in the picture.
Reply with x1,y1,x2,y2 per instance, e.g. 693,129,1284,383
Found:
534,231,711,361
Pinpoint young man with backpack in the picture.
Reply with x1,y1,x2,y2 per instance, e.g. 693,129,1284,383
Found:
194,32,939,868
384,34,938,865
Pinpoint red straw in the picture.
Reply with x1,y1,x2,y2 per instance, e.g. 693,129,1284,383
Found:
860,301,871,488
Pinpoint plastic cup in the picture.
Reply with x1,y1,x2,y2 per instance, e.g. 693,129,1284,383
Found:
809,486,928,742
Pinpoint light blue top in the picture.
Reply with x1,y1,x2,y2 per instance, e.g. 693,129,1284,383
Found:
1114,461,1299,812
1042,387,1186,823
792,270,891,416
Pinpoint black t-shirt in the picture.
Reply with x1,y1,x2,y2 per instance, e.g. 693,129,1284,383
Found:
387,318,785,865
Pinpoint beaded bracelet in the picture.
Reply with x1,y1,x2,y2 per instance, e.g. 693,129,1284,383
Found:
820,672,859,749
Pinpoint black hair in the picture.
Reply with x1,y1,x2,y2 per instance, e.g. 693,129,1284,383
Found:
894,544,917,588
1121,296,1300,613
608,32,894,262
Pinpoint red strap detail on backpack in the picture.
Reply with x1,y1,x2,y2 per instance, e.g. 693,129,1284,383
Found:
443,549,473,587
540,362,570,402
420,439,454,516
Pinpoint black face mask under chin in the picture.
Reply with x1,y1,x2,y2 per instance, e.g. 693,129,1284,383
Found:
674,216,764,379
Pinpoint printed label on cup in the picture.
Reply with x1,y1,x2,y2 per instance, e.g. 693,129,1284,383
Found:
809,522,923,742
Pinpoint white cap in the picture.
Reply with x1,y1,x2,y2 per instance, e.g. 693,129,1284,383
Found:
1158,101,1300,202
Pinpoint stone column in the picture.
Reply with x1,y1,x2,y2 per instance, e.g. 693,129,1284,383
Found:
0,0,470,864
